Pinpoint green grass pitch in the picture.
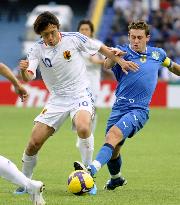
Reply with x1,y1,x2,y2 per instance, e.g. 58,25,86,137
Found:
0,106,180,205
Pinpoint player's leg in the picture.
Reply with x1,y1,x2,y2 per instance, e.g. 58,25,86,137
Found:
17,98,70,186
15,122,54,194
0,155,45,204
73,125,121,195
72,90,97,194
76,110,149,177
104,144,127,190
76,109,97,147
73,110,94,167
0,155,32,188
72,89,95,167
22,122,55,178
89,125,124,176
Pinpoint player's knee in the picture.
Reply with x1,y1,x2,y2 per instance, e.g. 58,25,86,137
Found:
76,124,91,138
106,126,123,146
26,139,43,154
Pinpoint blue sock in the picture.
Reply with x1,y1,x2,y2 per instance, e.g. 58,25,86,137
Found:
90,143,114,176
107,155,122,175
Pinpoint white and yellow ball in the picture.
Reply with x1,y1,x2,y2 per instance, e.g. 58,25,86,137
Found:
67,170,94,195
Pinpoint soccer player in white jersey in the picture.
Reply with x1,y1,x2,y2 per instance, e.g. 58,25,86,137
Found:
77,19,104,134
15,11,138,195
0,62,45,205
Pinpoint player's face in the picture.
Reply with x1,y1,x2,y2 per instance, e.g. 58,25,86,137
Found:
128,29,150,52
79,24,92,38
41,24,60,46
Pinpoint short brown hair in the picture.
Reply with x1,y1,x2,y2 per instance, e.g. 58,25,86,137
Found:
77,19,94,34
128,21,150,36
33,11,60,35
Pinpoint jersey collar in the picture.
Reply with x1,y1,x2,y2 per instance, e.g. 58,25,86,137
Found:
128,44,148,56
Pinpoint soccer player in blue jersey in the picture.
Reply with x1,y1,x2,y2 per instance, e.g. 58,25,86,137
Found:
74,20,180,191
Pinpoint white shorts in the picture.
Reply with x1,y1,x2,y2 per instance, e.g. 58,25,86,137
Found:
34,88,95,132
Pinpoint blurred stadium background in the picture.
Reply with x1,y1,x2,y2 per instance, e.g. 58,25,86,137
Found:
0,1,180,205
0,0,180,108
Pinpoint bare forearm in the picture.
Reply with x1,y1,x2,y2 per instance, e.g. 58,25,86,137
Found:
104,58,116,69
169,62,180,76
0,63,20,86
99,45,123,65
20,70,32,82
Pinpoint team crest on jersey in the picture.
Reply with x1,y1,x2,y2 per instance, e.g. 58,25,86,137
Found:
140,55,147,63
152,51,160,60
41,108,47,114
63,50,71,60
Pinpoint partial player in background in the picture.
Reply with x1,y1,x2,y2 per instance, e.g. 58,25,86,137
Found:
0,62,45,205
0,62,28,101
15,11,138,196
74,20,180,191
78,20,104,132
76,19,104,161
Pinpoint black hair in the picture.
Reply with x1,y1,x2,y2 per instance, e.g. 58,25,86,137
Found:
33,11,60,34
77,19,94,34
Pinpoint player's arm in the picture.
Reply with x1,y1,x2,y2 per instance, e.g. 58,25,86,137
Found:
0,62,28,101
168,62,180,76
0,63,20,86
89,55,104,65
104,58,116,69
19,60,34,82
99,45,139,74
162,57,180,76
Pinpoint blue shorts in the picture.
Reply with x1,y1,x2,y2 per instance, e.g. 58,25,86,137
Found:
106,108,149,142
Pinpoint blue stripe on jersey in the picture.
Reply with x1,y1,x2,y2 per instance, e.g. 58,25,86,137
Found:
37,39,44,44
61,32,88,43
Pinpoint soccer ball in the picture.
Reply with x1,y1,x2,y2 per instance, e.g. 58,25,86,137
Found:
67,170,94,195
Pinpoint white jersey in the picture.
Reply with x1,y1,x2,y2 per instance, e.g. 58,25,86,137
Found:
27,32,102,96
80,39,104,100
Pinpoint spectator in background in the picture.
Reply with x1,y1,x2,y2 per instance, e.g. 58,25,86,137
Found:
105,0,180,81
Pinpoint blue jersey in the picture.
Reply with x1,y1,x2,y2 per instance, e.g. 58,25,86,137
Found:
112,44,167,111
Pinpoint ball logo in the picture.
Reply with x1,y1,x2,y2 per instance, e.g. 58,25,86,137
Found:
67,170,94,195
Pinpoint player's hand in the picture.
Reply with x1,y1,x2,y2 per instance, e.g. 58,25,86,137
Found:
14,83,28,102
118,59,139,74
109,47,127,56
19,60,29,72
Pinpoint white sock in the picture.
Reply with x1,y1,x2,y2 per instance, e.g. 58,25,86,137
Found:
111,172,121,179
77,134,94,166
22,152,38,179
92,114,97,134
0,155,31,188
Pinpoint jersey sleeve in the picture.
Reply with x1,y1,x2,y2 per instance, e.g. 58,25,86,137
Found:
161,57,173,68
73,32,102,55
26,43,40,79
112,63,123,81
159,48,172,68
